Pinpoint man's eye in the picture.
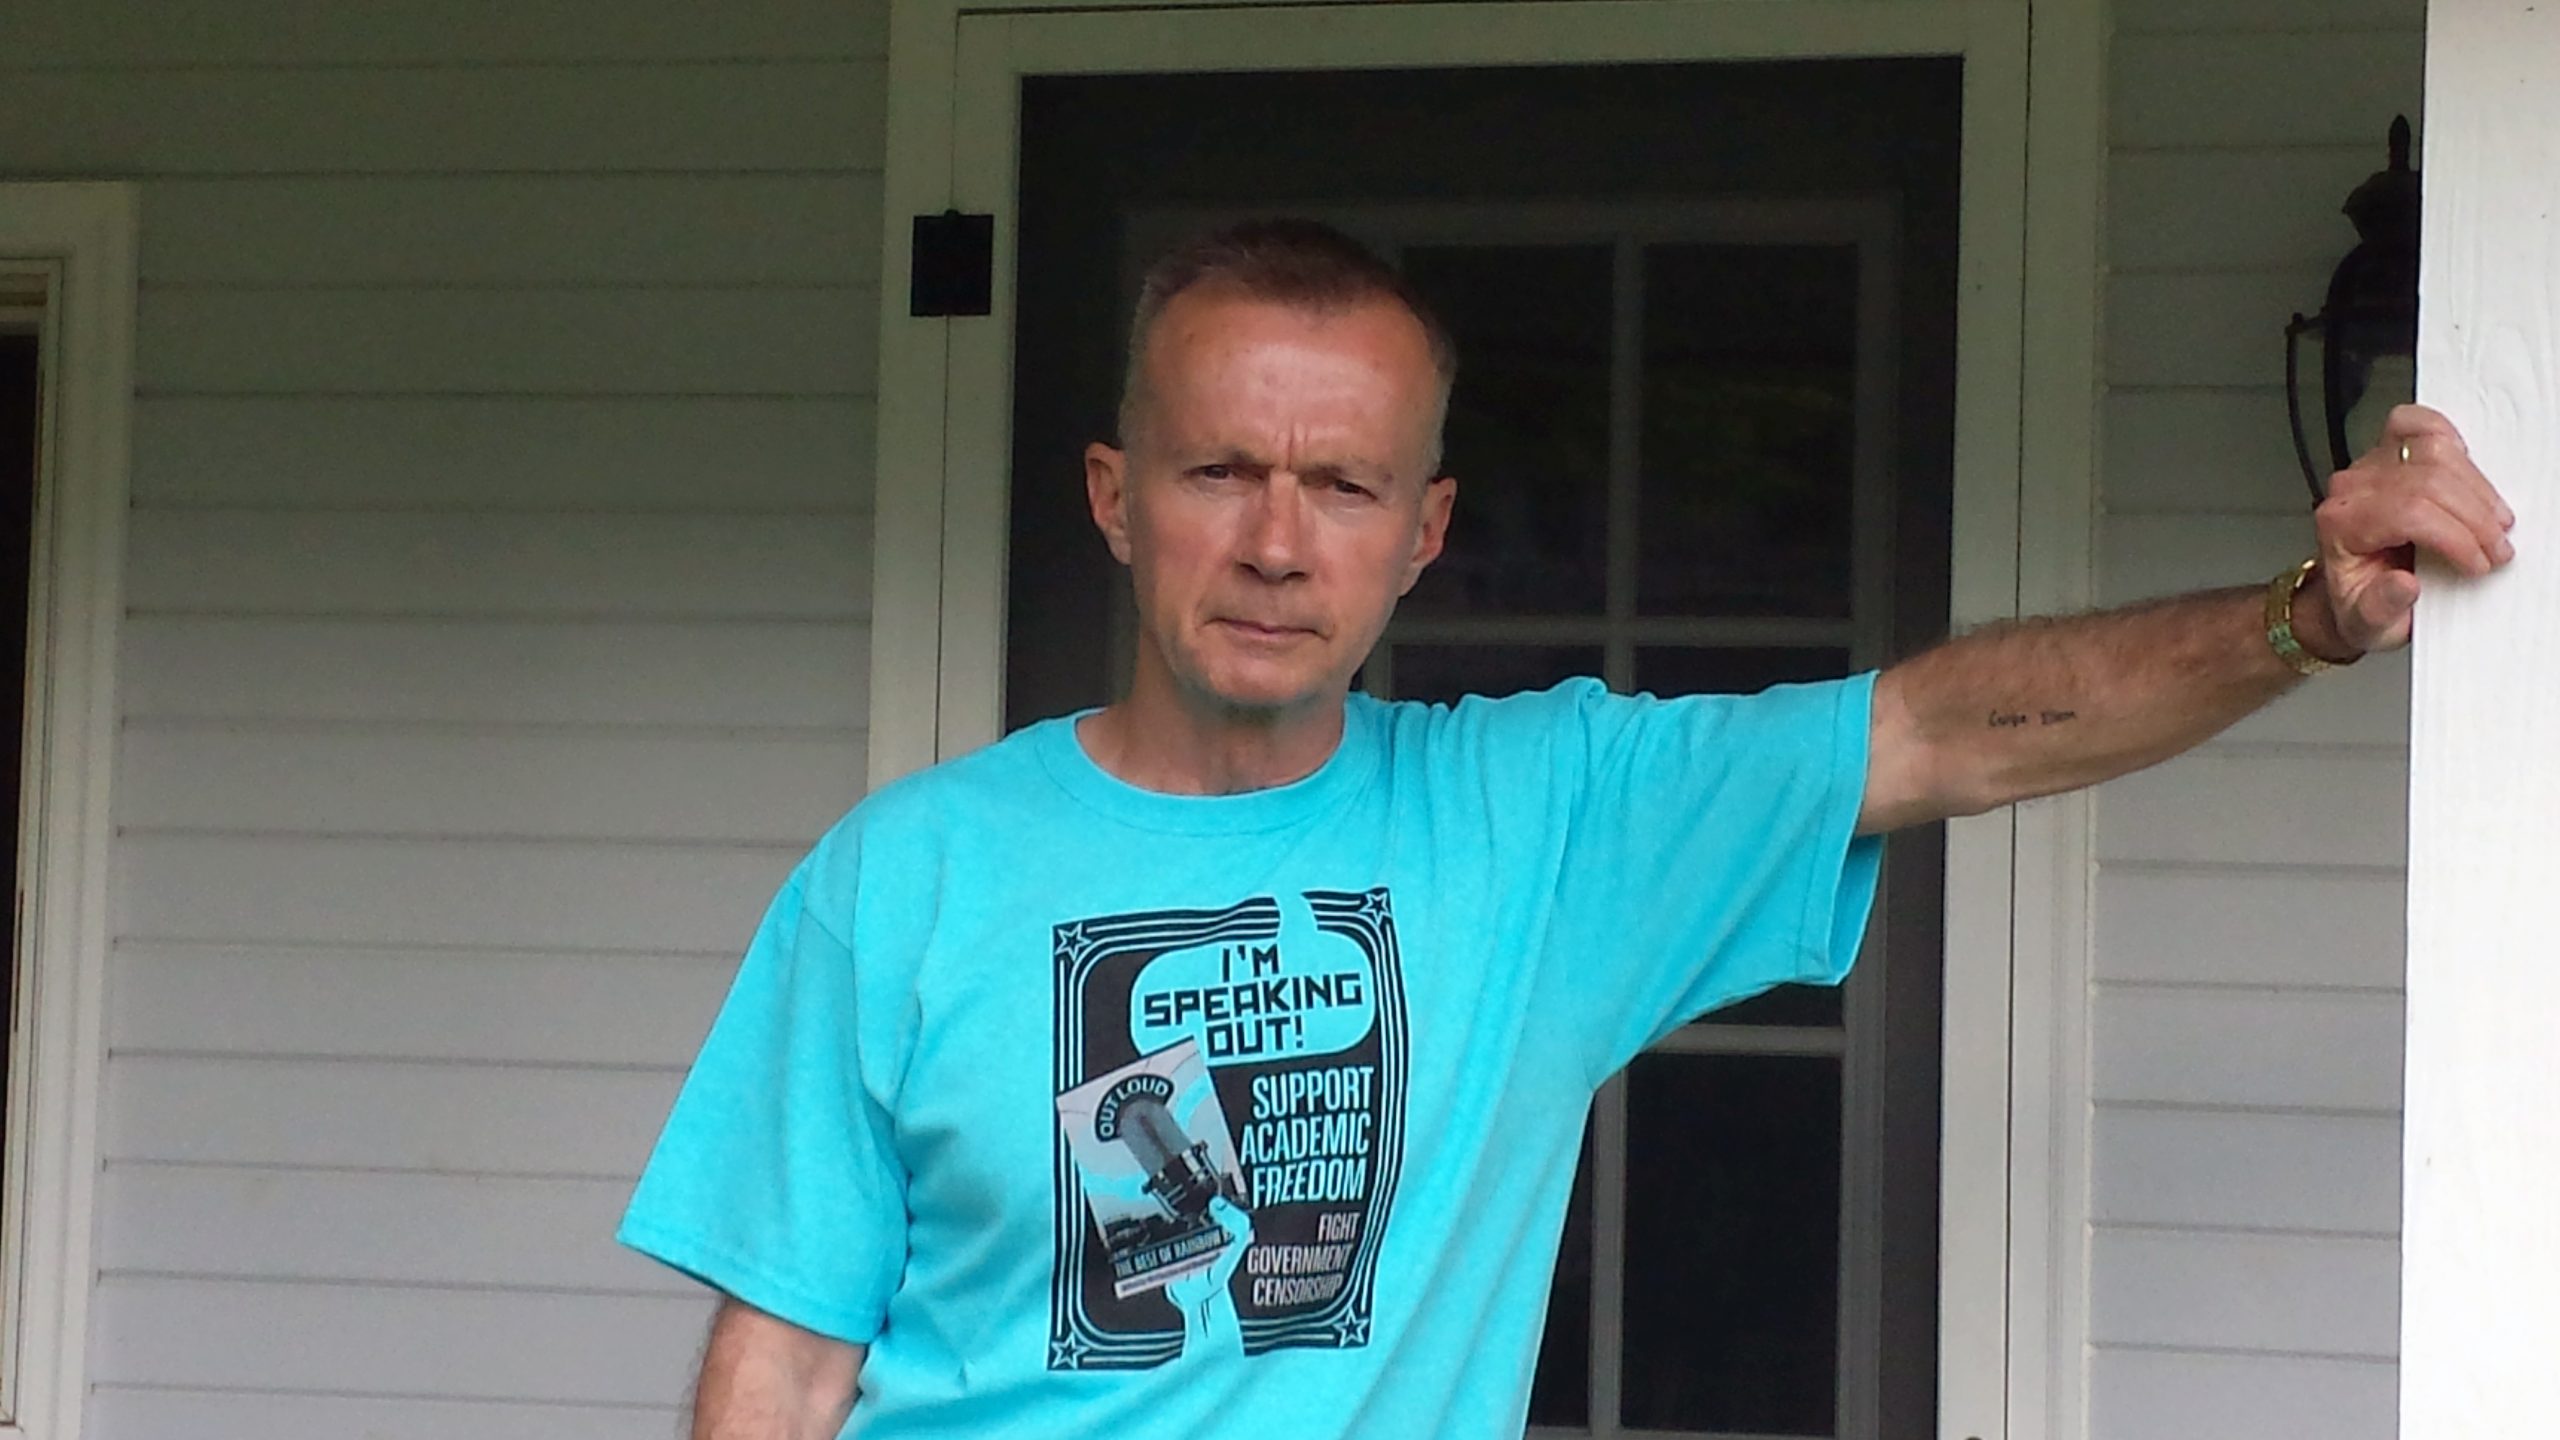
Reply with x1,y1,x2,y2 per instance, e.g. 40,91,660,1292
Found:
1195,464,1236,481
1332,479,1375,499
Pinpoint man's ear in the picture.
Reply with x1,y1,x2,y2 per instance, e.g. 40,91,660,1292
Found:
1397,473,1457,596
1086,442,1134,565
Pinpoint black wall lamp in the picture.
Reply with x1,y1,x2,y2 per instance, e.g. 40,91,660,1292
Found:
2285,114,2421,506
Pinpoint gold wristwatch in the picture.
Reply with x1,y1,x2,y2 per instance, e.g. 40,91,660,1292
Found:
2265,558,2359,676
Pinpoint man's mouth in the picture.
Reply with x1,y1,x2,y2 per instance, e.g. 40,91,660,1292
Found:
1213,617,1316,640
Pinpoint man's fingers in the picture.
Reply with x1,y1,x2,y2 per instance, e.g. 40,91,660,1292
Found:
2322,476,2515,573
2397,496,2504,576
2419,465,2519,559
2385,403,2467,451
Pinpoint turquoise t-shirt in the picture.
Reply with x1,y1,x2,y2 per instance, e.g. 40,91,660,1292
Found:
620,675,1882,1438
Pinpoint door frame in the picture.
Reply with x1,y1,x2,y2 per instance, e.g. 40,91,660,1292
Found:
0,180,136,1440
865,4,2103,1437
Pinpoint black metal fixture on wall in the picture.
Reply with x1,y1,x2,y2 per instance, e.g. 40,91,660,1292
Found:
2285,115,2421,506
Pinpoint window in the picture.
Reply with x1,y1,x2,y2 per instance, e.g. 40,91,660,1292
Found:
1339,203,1942,1440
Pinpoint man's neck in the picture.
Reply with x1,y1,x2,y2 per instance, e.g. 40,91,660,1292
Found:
1075,674,1349,797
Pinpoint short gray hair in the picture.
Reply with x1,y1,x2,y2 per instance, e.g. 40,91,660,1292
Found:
1117,218,1457,467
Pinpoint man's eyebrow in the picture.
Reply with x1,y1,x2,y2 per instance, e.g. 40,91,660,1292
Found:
1298,459,1398,488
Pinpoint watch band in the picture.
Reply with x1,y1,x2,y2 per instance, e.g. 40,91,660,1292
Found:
2265,557,2358,675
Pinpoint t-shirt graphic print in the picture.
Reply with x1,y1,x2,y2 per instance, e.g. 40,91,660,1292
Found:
1050,887,1409,1370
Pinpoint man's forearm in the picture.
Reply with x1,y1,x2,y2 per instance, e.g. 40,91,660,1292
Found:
691,1299,864,1440
1862,581,2343,832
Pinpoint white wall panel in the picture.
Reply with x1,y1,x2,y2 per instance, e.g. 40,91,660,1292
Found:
132,395,873,512
0,64,886,175
2089,1230,2399,1358
2096,746,2406,869
90,1388,681,1440
136,287,877,397
112,834,794,953
121,618,867,728
104,1057,683,1174
2110,148,2407,273
2095,0,2426,1430
0,0,885,64
125,511,871,620
100,1165,686,1292
141,176,884,287
2091,1350,2395,1440
89,1277,709,1404
2115,0,2420,35
2106,269,2332,389
2094,989,2403,1113
111,944,735,1067
2101,388,2315,516
2112,33,2424,148
117,726,861,843
2095,867,2405,991
2093,1107,2401,1234
23,0,898,1427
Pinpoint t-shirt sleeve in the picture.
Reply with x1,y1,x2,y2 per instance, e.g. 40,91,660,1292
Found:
1543,672,1883,1083
617,865,911,1344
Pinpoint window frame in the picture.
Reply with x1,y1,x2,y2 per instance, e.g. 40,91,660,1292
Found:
0,182,136,1440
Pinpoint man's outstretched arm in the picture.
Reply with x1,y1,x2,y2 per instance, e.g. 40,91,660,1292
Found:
690,1297,863,1440
1859,405,2519,836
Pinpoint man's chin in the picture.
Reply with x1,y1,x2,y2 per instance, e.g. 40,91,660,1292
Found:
1180,664,1337,720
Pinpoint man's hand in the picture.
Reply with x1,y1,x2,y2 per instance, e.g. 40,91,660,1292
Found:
2303,403,2518,660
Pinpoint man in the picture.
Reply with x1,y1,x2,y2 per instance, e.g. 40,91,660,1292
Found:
620,220,2515,1438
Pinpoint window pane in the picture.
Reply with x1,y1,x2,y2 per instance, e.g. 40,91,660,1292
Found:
1384,644,1602,705
1632,645,1852,699
1529,1134,1595,1428
1622,1053,1840,1436
1400,245,1613,616
1638,243,1859,617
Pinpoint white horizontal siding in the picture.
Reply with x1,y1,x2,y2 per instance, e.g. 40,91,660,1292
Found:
114,834,797,952
2091,1350,2395,1440
2094,3,2424,1435
2095,868,2404,992
133,395,873,511
89,1278,710,1404
2094,1108,2400,1235
0,0,886,64
0,65,884,175
125,512,871,619
89,1389,682,1440
137,287,877,396
2090,1230,2400,1359
112,944,732,1067
117,727,862,842
107,1057,683,1175
5,0,896,1426
121,618,868,727
141,176,884,287
100,1166,685,1292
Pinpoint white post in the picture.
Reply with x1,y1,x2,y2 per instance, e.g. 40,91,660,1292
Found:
2402,3,2560,1436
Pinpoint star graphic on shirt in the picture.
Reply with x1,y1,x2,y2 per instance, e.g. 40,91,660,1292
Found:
1050,1332,1095,1368
1358,889,1393,925
1054,920,1097,967
1331,1312,1372,1347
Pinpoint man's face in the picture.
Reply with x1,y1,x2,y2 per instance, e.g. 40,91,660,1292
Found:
1086,288,1455,720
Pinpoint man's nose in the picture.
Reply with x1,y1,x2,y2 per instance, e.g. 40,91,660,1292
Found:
1239,476,1309,579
